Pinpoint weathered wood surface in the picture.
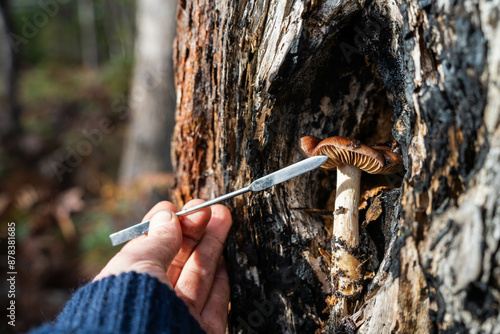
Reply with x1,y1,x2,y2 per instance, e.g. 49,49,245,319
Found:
172,0,500,332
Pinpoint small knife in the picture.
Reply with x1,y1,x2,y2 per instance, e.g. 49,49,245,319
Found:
109,155,328,246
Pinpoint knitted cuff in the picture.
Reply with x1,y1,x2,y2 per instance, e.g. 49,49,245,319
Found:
29,272,205,334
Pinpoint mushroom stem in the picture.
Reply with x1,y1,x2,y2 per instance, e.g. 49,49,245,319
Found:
298,135,403,324
332,164,363,297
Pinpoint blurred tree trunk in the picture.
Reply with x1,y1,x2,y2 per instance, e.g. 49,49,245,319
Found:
119,0,177,183
103,2,136,59
172,0,500,333
0,0,19,140
77,0,99,69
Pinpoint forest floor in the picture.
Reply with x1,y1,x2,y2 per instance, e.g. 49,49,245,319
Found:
0,61,173,333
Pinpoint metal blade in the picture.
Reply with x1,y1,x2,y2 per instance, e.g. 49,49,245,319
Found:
249,155,328,191
110,221,150,246
109,155,327,246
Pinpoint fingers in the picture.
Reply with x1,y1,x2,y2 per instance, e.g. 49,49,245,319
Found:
95,197,233,332
200,259,230,334
95,206,182,287
174,204,232,314
167,199,212,286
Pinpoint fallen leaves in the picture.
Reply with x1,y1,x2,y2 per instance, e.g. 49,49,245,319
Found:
55,188,85,241
362,194,383,228
359,186,390,210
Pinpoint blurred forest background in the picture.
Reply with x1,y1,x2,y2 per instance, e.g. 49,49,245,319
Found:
0,0,177,332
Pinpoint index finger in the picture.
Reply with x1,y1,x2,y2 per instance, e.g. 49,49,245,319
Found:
167,199,212,286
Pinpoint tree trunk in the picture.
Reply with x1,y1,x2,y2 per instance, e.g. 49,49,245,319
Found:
119,0,178,183
0,0,19,140
103,2,135,59
77,0,99,69
172,0,500,333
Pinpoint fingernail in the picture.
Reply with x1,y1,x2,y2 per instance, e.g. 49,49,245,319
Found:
149,210,173,230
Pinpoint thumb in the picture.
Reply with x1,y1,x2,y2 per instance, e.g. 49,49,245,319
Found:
145,210,183,268
94,210,182,285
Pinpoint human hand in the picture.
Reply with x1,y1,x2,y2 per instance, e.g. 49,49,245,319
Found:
94,200,233,334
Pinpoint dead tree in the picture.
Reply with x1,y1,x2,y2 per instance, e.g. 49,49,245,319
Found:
172,0,500,332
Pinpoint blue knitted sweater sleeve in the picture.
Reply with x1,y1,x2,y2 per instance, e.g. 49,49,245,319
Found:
29,272,205,334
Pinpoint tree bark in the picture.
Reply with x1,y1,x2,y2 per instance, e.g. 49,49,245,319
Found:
119,0,178,183
173,0,500,333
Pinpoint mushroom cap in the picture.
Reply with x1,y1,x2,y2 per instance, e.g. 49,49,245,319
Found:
371,145,404,174
299,136,403,174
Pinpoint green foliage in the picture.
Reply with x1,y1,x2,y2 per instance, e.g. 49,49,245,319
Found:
19,65,85,105
10,1,80,65
74,209,119,271
99,55,133,97
10,0,135,66
19,57,132,108
21,115,55,137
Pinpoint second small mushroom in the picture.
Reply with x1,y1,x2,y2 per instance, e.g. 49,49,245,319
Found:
299,136,403,299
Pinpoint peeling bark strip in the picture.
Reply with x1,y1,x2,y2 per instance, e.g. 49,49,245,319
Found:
173,0,500,332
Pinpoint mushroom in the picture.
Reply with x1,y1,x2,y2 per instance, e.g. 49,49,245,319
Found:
299,136,403,300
